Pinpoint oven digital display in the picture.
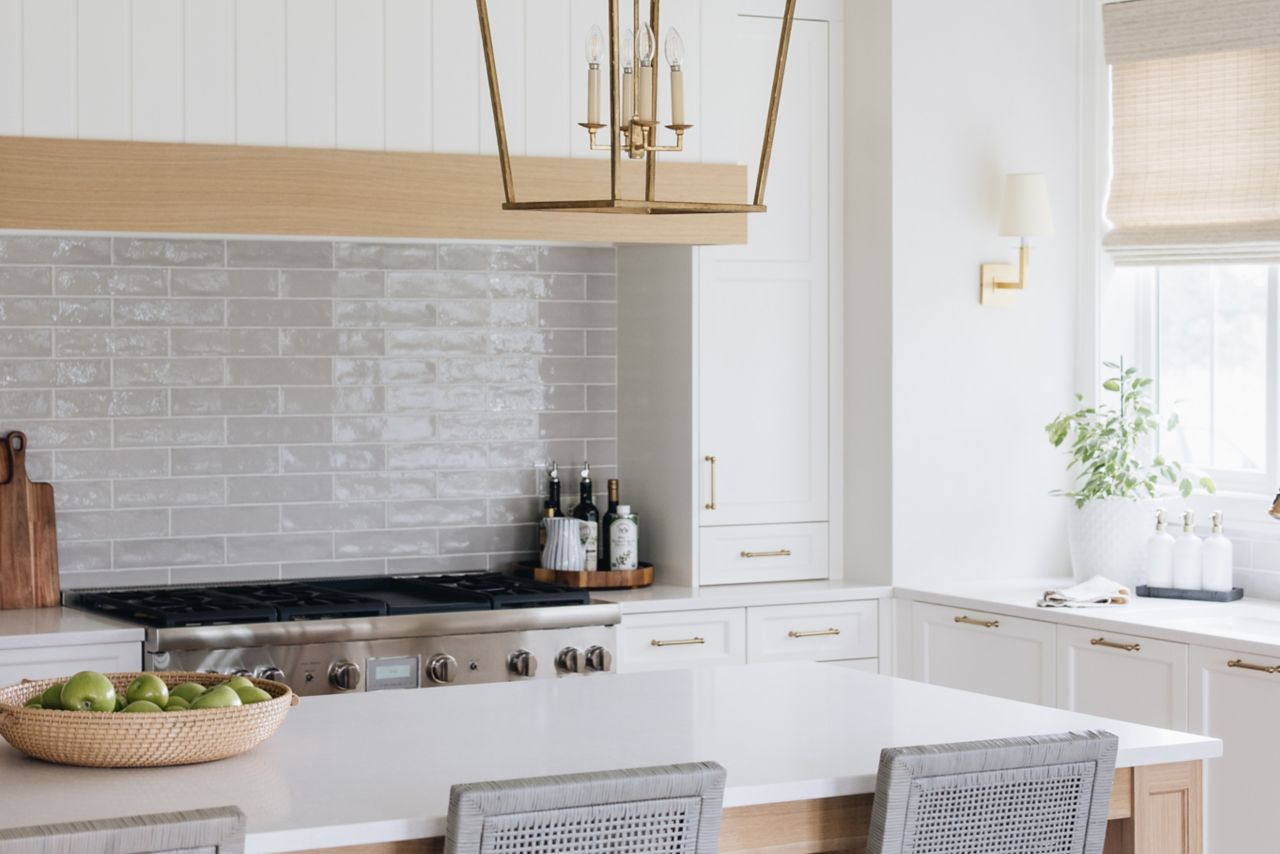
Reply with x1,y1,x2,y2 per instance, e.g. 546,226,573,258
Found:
376,662,413,680
366,655,420,691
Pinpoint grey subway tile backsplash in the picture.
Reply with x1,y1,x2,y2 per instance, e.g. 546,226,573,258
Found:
0,233,615,585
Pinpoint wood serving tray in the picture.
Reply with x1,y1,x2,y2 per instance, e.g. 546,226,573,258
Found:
515,562,654,590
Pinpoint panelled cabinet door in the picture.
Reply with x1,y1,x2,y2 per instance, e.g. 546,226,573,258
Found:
910,603,1056,706
1189,645,1280,854
0,642,142,687
1056,625,1188,730
697,15,829,528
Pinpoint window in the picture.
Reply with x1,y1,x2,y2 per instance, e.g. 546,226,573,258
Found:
1103,264,1278,494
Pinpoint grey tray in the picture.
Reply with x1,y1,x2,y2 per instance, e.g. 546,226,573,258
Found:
1136,585,1243,602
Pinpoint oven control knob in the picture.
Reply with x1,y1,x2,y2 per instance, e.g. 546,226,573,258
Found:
427,654,458,684
557,647,584,674
256,666,286,683
508,650,538,678
585,645,613,673
328,660,362,691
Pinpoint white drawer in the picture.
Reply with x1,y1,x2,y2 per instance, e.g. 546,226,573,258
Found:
699,523,829,586
746,600,878,663
0,642,143,687
617,608,747,673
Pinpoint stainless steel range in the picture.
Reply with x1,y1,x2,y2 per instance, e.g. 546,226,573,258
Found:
68,573,619,696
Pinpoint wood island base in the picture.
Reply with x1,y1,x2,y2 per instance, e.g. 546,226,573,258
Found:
314,761,1202,854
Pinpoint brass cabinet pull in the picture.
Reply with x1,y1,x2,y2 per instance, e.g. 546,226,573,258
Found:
1091,637,1141,652
704,455,717,510
788,627,840,639
954,615,1000,629
651,637,706,648
1228,658,1280,674
741,549,792,559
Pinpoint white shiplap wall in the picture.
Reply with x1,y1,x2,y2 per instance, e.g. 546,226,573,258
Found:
0,0,734,162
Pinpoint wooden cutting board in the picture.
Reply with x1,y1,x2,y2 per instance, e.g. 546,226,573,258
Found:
0,432,60,609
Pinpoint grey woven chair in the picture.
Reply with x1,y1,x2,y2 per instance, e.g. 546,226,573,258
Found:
867,731,1118,854
0,806,245,854
445,762,726,854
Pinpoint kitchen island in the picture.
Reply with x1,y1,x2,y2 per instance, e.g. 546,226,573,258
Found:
0,662,1219,853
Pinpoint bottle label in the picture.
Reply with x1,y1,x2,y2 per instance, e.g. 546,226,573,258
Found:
578,520,598,571
609,517,639,570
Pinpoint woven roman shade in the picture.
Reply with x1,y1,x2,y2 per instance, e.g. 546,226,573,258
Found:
1103,0,1280,261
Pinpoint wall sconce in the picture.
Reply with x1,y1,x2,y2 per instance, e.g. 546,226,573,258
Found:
979,173,1054,306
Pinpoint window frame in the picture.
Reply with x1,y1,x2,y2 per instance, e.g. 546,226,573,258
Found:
1132,263,1280,497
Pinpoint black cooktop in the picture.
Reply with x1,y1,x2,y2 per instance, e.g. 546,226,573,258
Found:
74,573,589,628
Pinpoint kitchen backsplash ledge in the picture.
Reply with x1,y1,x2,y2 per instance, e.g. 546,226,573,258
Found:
0,234,618,589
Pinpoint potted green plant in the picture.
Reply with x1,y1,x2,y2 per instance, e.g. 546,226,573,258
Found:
1046,360,1214,586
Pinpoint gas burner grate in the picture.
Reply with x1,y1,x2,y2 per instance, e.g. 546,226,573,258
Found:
217,584,388,621
405,573,591,609
76,588,279,628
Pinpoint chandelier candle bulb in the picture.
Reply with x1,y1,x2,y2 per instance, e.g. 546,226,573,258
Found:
621,29,635,129
666,28,686,126
585,25,604,126
636,22,656,124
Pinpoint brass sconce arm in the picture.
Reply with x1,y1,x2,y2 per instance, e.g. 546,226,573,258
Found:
980,244,1031,306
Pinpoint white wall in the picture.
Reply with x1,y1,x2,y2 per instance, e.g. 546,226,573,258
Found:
886,0,1082,585
0,0,732,162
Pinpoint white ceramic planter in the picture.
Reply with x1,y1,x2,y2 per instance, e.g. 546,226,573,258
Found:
1067,497,1160,589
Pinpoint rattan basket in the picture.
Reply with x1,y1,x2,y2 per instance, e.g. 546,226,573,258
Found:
0,671,297,768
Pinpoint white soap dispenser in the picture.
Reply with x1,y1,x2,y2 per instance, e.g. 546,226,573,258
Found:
1201,511,1234,593
1172,510,1203,590
1144,509,1176,588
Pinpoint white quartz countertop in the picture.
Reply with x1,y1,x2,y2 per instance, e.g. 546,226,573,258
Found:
596,579,892,613
897,578,1280,658
0,606,144,650
0,662,1220,852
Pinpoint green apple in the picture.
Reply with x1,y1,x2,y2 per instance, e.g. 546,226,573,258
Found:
115,694,128,711
39,683,65,709
125,673,169,707
234,685,273,705
224,676,254,691
59,671,117,713
191,685,242,710
120,700,163,713
169,682,207,703
164,696,192,711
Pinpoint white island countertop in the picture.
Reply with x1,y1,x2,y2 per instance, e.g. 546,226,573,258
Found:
0,662,1220,853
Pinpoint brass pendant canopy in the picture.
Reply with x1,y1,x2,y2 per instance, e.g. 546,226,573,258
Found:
475,0,798,215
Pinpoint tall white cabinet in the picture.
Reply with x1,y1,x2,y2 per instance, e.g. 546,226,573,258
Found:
617,12,839,588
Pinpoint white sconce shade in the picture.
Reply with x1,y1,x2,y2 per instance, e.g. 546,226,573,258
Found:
998,173,1054,238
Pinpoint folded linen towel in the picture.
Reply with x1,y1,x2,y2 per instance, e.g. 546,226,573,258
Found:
1038,575,1130,608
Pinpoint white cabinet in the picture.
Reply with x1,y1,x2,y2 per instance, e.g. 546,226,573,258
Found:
0,642,142,686
1056,625,1188,730
1190,645,1280,854
747,600,877,664
910,602,1056,706
618,12,839,587
616,608,747,674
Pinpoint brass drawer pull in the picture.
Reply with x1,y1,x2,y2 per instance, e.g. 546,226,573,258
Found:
1228,658,1280,674
1091,637,1141,652
704,455,717,510
741,549,792,559
788,627,840,639
954,615,999,629
651,637,706,648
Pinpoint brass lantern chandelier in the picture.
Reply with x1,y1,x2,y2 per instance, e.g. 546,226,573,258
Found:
475,0,797,215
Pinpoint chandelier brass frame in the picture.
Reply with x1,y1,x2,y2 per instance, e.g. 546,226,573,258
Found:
475,0,797,215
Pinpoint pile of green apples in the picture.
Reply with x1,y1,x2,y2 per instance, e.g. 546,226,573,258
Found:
23,671,274,713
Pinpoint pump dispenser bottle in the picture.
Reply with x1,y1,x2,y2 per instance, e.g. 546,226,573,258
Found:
1172,510,1203,590
1201,511,1234,593
1144,509,1176,588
